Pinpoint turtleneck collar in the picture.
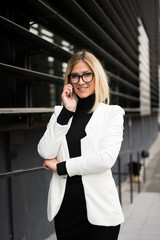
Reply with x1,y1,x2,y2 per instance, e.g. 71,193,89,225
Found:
76,94,95,111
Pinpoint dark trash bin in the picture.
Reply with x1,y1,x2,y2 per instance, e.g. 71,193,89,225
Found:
128,161,142,176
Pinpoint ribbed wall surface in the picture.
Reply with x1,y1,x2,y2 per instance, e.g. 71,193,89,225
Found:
0,0,159,130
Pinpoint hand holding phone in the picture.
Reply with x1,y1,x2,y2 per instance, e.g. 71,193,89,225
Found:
61,84,77,111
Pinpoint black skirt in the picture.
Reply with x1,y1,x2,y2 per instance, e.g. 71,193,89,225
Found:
54,176,120,240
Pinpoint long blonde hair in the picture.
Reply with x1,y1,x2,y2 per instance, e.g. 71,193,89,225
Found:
64,50,110,112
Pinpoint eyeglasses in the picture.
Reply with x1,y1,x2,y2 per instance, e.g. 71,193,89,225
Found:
68,72,94,84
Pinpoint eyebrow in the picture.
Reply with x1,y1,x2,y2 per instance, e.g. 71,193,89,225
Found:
70,70,91,75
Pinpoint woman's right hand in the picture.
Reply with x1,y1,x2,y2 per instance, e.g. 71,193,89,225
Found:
61,84,77,112
43,158,59,172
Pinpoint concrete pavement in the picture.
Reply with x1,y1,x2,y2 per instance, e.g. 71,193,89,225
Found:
119,132,160,240
119,192,160,240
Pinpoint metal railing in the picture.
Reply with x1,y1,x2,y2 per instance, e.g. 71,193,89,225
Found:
0,166,44,179
0,149,148,205
113,149,148,204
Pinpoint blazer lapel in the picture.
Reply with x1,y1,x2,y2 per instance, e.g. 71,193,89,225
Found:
85,103,107,135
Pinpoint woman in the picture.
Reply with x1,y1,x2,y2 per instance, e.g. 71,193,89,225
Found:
38,50,124,240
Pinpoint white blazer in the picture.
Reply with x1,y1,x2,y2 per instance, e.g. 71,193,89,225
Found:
38,103,125,226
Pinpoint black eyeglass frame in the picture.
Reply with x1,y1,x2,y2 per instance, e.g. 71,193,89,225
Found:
68,72,94,84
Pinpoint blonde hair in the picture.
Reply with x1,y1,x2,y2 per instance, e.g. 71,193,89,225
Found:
64,50,110,112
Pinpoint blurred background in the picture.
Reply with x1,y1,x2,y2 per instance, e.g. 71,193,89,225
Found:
0,0,160,239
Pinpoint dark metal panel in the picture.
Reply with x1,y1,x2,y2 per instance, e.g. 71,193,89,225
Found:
65,0,138,73
109,0,138,42
121,0,138,27
111,91,139,102
24,0,139,82
0,16,71,62
97,0,138,51
85,0,138,62
128,0,140,18
11,175,26,240
110,73,139,92
0,133,12,240
0,63,64,85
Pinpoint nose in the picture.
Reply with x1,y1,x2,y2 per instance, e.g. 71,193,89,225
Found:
78,76,84,84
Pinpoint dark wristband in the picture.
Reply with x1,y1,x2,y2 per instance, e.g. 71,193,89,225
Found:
57,162,68,175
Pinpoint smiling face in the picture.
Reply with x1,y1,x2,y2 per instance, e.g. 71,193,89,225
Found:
70,60,95,98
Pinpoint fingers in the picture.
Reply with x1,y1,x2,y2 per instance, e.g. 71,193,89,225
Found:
61,84,76,111
62,84,73,97
43,161,50,170
43,159,52,170
43,159,59,171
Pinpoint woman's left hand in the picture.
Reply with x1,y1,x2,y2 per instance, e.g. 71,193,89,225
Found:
43,158,59,172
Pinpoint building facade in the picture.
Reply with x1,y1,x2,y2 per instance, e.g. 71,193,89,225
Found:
0,0,159,239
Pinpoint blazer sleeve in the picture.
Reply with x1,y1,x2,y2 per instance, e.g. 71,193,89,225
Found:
37,106,72,159
66,106,125,176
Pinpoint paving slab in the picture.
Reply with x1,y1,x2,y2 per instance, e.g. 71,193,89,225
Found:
119,193,160,240
119,131,160,240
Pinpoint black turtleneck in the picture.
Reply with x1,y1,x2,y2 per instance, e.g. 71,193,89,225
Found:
57,94,95,175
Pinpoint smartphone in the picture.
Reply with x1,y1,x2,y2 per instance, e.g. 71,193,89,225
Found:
69,85,74,97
